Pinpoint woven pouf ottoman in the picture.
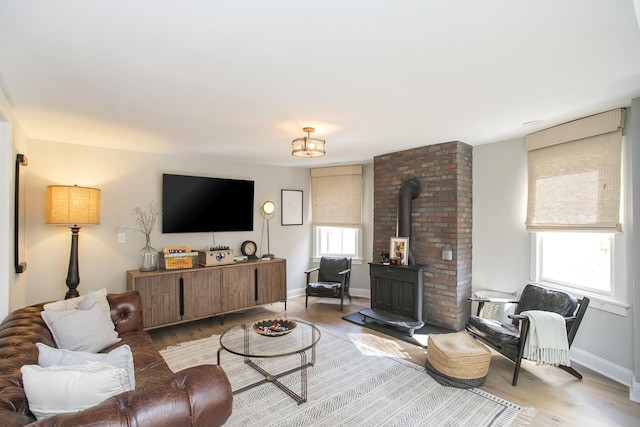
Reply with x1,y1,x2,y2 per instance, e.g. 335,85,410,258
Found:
426,331,491,388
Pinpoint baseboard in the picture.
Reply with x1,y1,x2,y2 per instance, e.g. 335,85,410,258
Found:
571,347,637,401
630,376,640,403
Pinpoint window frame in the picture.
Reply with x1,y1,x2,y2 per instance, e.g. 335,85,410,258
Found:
530,230,628,316
312,225,363,263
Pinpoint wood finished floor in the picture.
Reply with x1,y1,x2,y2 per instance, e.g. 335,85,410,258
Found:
149,296,640,427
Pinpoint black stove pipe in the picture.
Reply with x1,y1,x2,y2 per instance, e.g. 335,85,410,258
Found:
397,178,421,265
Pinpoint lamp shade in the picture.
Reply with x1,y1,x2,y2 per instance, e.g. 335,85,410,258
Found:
261,200,275,216
46,185,101,225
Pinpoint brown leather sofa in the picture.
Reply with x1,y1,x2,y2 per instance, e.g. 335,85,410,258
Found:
0,290,233,426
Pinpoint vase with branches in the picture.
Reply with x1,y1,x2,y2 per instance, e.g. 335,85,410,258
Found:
118,202,161,271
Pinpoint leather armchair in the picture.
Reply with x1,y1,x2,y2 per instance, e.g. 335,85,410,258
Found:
0,290,233,426
305,257,352,311
466,283,589,386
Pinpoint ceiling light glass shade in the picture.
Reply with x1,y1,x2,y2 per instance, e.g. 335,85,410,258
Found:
291,127,326,157
46,185,101,225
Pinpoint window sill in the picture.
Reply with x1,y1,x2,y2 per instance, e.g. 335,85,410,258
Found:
529,281,629,317
583,297,629,317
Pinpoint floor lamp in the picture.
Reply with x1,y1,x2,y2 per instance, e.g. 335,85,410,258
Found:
46,185,101,299
261,200,275,259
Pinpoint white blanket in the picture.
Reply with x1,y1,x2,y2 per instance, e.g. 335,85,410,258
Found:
521,310,571,366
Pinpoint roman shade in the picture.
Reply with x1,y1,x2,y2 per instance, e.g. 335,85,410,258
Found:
311,165,363,226
524,109,625,231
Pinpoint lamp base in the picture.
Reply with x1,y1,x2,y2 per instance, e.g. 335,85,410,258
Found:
261,254,274,260
65,226,81,300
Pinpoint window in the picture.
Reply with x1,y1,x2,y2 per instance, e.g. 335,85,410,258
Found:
310,165,363,261
526,109,628,314
314,226,361,258
536,232,612,295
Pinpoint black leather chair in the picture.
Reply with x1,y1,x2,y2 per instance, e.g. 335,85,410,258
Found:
466,283,589,386
305,257,352,311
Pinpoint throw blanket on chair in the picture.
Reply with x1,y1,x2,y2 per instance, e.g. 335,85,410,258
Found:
521,310,571,366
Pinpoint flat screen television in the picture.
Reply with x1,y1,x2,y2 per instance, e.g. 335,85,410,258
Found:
162,173,254,233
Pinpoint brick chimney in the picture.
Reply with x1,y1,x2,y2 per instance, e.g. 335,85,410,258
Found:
373,141,472,331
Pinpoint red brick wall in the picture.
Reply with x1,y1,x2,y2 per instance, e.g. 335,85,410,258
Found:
373,141,472,330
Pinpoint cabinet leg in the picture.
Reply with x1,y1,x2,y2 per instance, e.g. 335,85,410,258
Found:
220,314,225,325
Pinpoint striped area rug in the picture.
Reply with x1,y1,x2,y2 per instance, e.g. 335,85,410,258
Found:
160,326,535,426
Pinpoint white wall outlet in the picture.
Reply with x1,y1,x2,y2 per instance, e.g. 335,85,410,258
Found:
117,232,126,243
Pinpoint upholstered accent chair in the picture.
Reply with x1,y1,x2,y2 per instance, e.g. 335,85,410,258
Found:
466,283,589,386
305,257,352,311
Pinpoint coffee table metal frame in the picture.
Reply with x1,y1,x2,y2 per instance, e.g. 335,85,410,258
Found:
217,319,320,404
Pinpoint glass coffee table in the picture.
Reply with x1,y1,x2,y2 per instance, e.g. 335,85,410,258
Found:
217,319,320,404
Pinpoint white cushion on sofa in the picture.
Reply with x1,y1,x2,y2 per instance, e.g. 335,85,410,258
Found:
44,288,112,321
36,343,135,390
21,362,127,420
41,304,120,352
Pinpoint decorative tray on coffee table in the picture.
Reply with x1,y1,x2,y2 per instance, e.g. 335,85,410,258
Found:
251,319,297,337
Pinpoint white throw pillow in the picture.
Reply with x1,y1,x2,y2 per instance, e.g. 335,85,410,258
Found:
21,362,127,420
44,288,112,322
36,343,135,390
41,304,121,352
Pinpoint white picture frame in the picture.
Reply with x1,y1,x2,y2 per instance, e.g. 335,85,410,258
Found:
390,237,409,265
281,189,303,225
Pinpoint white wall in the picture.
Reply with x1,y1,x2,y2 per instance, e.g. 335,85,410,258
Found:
629,97,640,401
472,138,529,292
23,140,309,305
21,140,373,308
0,89,29,319
0,96,10,320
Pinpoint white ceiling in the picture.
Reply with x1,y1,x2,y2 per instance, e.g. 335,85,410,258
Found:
1,1,640,167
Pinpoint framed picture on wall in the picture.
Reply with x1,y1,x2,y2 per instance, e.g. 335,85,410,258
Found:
390,237,409,266
281,189,303,225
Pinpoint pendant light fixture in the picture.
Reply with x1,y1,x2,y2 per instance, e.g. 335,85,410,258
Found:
291,127,326,158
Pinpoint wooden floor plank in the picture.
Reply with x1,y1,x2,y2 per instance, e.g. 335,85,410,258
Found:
149,296,640,427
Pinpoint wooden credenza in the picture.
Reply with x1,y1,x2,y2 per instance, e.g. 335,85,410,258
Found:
126,258,287,330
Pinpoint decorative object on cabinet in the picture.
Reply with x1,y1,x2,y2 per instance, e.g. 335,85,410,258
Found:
389,237,409,266
116,202,161,272
241,240,258,259
46,185,101,299
291,127,326,158
260,200,275,259
281,189,303,225
14,154,28,273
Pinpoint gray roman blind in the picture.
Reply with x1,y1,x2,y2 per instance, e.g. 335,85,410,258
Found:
525,109,625,232
311,165,363,226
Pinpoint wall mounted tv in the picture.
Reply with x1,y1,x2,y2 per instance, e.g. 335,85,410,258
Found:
162,173,254,233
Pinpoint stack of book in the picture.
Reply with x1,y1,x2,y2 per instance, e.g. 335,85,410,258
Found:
160,247,198,270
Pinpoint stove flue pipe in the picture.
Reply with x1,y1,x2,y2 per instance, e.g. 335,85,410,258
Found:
397,178,421,265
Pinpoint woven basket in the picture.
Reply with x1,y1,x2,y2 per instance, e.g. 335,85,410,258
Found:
427,331,491,380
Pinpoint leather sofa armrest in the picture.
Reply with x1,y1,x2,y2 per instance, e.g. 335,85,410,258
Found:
107,290,144,334
31,364,233,427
